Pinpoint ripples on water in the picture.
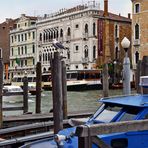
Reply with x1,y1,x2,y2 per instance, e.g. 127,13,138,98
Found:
3,89,136,116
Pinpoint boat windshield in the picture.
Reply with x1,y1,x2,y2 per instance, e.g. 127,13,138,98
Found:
94,105,122,123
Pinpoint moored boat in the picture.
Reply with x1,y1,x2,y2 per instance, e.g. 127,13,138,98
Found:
3,85,24,103
20,76,148,148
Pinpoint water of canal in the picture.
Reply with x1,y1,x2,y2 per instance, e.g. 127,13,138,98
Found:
3,89,136,116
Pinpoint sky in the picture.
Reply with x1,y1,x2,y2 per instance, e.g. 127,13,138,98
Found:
0,0,132,23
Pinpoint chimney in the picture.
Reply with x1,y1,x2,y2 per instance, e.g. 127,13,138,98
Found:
103,0,109,17
128,13,131,19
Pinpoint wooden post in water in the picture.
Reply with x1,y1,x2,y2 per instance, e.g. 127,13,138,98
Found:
0,57,3,128
36,62,42,113
102,63,109,97
136,60,142,93
61,60,67,119
23,75,28,113
52,52,63,134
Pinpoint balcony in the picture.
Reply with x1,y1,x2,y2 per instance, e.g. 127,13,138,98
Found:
82,57,89,64
10,53,35,60
9,65,35,70
66,36,71,43
133,39,140,46
83,33,89,41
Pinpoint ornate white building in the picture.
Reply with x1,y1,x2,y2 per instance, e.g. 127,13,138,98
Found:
9,14,37,79
37,2,99,72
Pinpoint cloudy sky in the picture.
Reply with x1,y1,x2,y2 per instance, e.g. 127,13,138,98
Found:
0,0,132,23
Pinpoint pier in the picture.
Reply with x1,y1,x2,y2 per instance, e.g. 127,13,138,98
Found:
0,56,147,147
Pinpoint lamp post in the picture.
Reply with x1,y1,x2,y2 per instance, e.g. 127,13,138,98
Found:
121,37,131,95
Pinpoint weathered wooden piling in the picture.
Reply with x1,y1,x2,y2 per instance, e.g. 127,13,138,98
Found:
36,62,42,113
52,52,63,134
0,57,3,128
61,61,67,119
102,63,109,97
136,60,142,93
23,76,28,113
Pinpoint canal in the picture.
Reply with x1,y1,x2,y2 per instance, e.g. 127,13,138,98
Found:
3,89,136,116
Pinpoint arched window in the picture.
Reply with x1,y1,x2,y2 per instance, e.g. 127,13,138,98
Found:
84,45,88,58
85,24,88,33
39,54,42,62
45,53,48,61
67,27,71,36
67,50,70,59
93,23,96,36
135,3,140,13
115,46,118,59
57,30,59,38
46,33,48,41
135,24,139,39
93,46,96,59
39,33,42,41
60,29,63,37
53,31,56,39
135,51,139,64
43,33,46,42
115,25,118,38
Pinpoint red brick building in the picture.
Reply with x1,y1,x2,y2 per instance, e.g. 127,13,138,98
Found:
0,19,16,81
97,0,132,68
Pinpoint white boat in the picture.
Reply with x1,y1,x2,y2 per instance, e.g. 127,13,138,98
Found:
3,85,24,103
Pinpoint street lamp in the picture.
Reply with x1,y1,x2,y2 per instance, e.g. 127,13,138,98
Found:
121,37,131,95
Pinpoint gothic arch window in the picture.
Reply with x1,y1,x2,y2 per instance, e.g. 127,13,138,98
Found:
93,46,96,59
84,45,88,58
50,32,53,39
39,33,42,41
115,46,118,59
93,23,96,36
53,31,56,39
45,53,48,61
67,27,71,36
60,29,63,37
49,32,51,40
135,24,139,39
39,54,42,62
46,32,48,41
85,24,88,33
43,33,46,42
67,50,70,59
57,30,59,38
115,25,118,38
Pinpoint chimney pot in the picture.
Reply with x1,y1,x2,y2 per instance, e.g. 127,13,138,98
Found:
128,13,131,19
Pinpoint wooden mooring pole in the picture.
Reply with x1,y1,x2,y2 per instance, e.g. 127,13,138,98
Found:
23,75,28,113
62,60,67,119
0,57,3,128
36,62,42,113
52,52,63,134
102,63,109,97
136,60,142,93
